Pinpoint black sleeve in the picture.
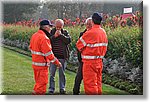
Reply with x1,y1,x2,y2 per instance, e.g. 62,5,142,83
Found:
77,49,82,62
49,28,56,42
79,29,87,38
77,29,87,62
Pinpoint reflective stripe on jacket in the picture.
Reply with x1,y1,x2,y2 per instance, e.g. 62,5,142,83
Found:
76,24,108,62
29,30,59,69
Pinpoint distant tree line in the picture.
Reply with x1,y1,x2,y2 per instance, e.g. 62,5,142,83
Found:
3,1,142,23
46,2,142,20
3,3,40,23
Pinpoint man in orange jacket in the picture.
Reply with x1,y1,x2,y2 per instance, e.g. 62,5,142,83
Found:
29,20,62,95
73,17,93,95
76,13,108,95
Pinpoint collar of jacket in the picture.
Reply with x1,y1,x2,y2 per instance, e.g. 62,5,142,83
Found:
39,28,50,38
92,24,101,28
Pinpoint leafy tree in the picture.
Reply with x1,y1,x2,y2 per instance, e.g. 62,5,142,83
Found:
103,3,142,16
3,3,40,23
46,1,141,20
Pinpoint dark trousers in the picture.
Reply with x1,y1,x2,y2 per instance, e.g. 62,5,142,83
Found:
73,62,83,95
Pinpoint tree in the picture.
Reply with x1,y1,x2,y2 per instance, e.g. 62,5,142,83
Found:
103,3,141,16
3,3,40,23
46,1,105,20
44,1,142,21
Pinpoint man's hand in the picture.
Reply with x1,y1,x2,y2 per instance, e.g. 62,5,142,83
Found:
56,62,62,68
54,30,61,38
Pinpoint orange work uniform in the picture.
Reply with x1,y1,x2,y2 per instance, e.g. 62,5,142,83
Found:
30,30,60,95
76,24,108,95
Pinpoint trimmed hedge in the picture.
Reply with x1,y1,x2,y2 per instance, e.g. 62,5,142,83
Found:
3,25,38,44
3,25,143,69
102,73,142,94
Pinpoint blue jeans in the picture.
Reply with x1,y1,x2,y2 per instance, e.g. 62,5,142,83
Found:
49,59,66,93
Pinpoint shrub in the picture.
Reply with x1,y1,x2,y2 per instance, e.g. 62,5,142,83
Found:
119,84,126,90
3,25,142,69
110,80,119,86
102,73,142,94
106,26,142,68
3,25,37,43
128,87,141,95
114,82,121,88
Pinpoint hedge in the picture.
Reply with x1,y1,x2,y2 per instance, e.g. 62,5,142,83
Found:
2,25,143,94
3,25,142,68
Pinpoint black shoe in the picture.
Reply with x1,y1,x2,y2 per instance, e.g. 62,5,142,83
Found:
60,90,66,95
73,92,79,95
48,91,54,95
73,89,80,95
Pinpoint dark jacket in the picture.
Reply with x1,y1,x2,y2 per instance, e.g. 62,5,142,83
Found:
77,29,87,62
49,28,71,60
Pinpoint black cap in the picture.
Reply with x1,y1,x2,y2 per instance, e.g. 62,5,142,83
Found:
40,19,53,26
92,12,102,25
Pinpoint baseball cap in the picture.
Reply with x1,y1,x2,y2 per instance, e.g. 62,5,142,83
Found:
40,19,53,26
92,12,102,24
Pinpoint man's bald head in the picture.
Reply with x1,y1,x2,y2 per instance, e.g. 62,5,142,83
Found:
55,19,64,30
85,17,92,30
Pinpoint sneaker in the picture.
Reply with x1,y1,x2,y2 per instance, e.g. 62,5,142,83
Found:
60,90,66,95
48,91,54,95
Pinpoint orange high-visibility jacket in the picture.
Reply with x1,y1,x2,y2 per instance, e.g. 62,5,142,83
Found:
30,30,60,70
76,24,108,62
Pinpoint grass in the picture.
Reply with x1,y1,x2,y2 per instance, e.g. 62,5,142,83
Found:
1,47,129,95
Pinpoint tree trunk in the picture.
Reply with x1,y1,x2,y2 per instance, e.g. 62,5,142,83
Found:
79,3,83,19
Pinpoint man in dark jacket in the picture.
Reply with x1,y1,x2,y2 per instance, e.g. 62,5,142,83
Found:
48,19,71,94
73,17,92,95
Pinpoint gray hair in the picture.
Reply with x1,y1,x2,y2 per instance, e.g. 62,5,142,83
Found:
55,19,64,26
85,17,92,24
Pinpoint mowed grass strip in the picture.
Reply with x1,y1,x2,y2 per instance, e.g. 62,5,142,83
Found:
2,47,129,95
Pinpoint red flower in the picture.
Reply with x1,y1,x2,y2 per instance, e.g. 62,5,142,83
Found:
120,20,126,27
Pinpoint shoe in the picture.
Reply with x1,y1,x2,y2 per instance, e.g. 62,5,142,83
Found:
60,90,66,95
73,89,80,95
48,91,54,95
73,92,79,95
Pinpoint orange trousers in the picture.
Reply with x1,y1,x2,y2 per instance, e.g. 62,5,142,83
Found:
83,62,103,95
32,68,48,95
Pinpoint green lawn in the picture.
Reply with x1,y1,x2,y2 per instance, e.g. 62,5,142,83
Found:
2,47,129,95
